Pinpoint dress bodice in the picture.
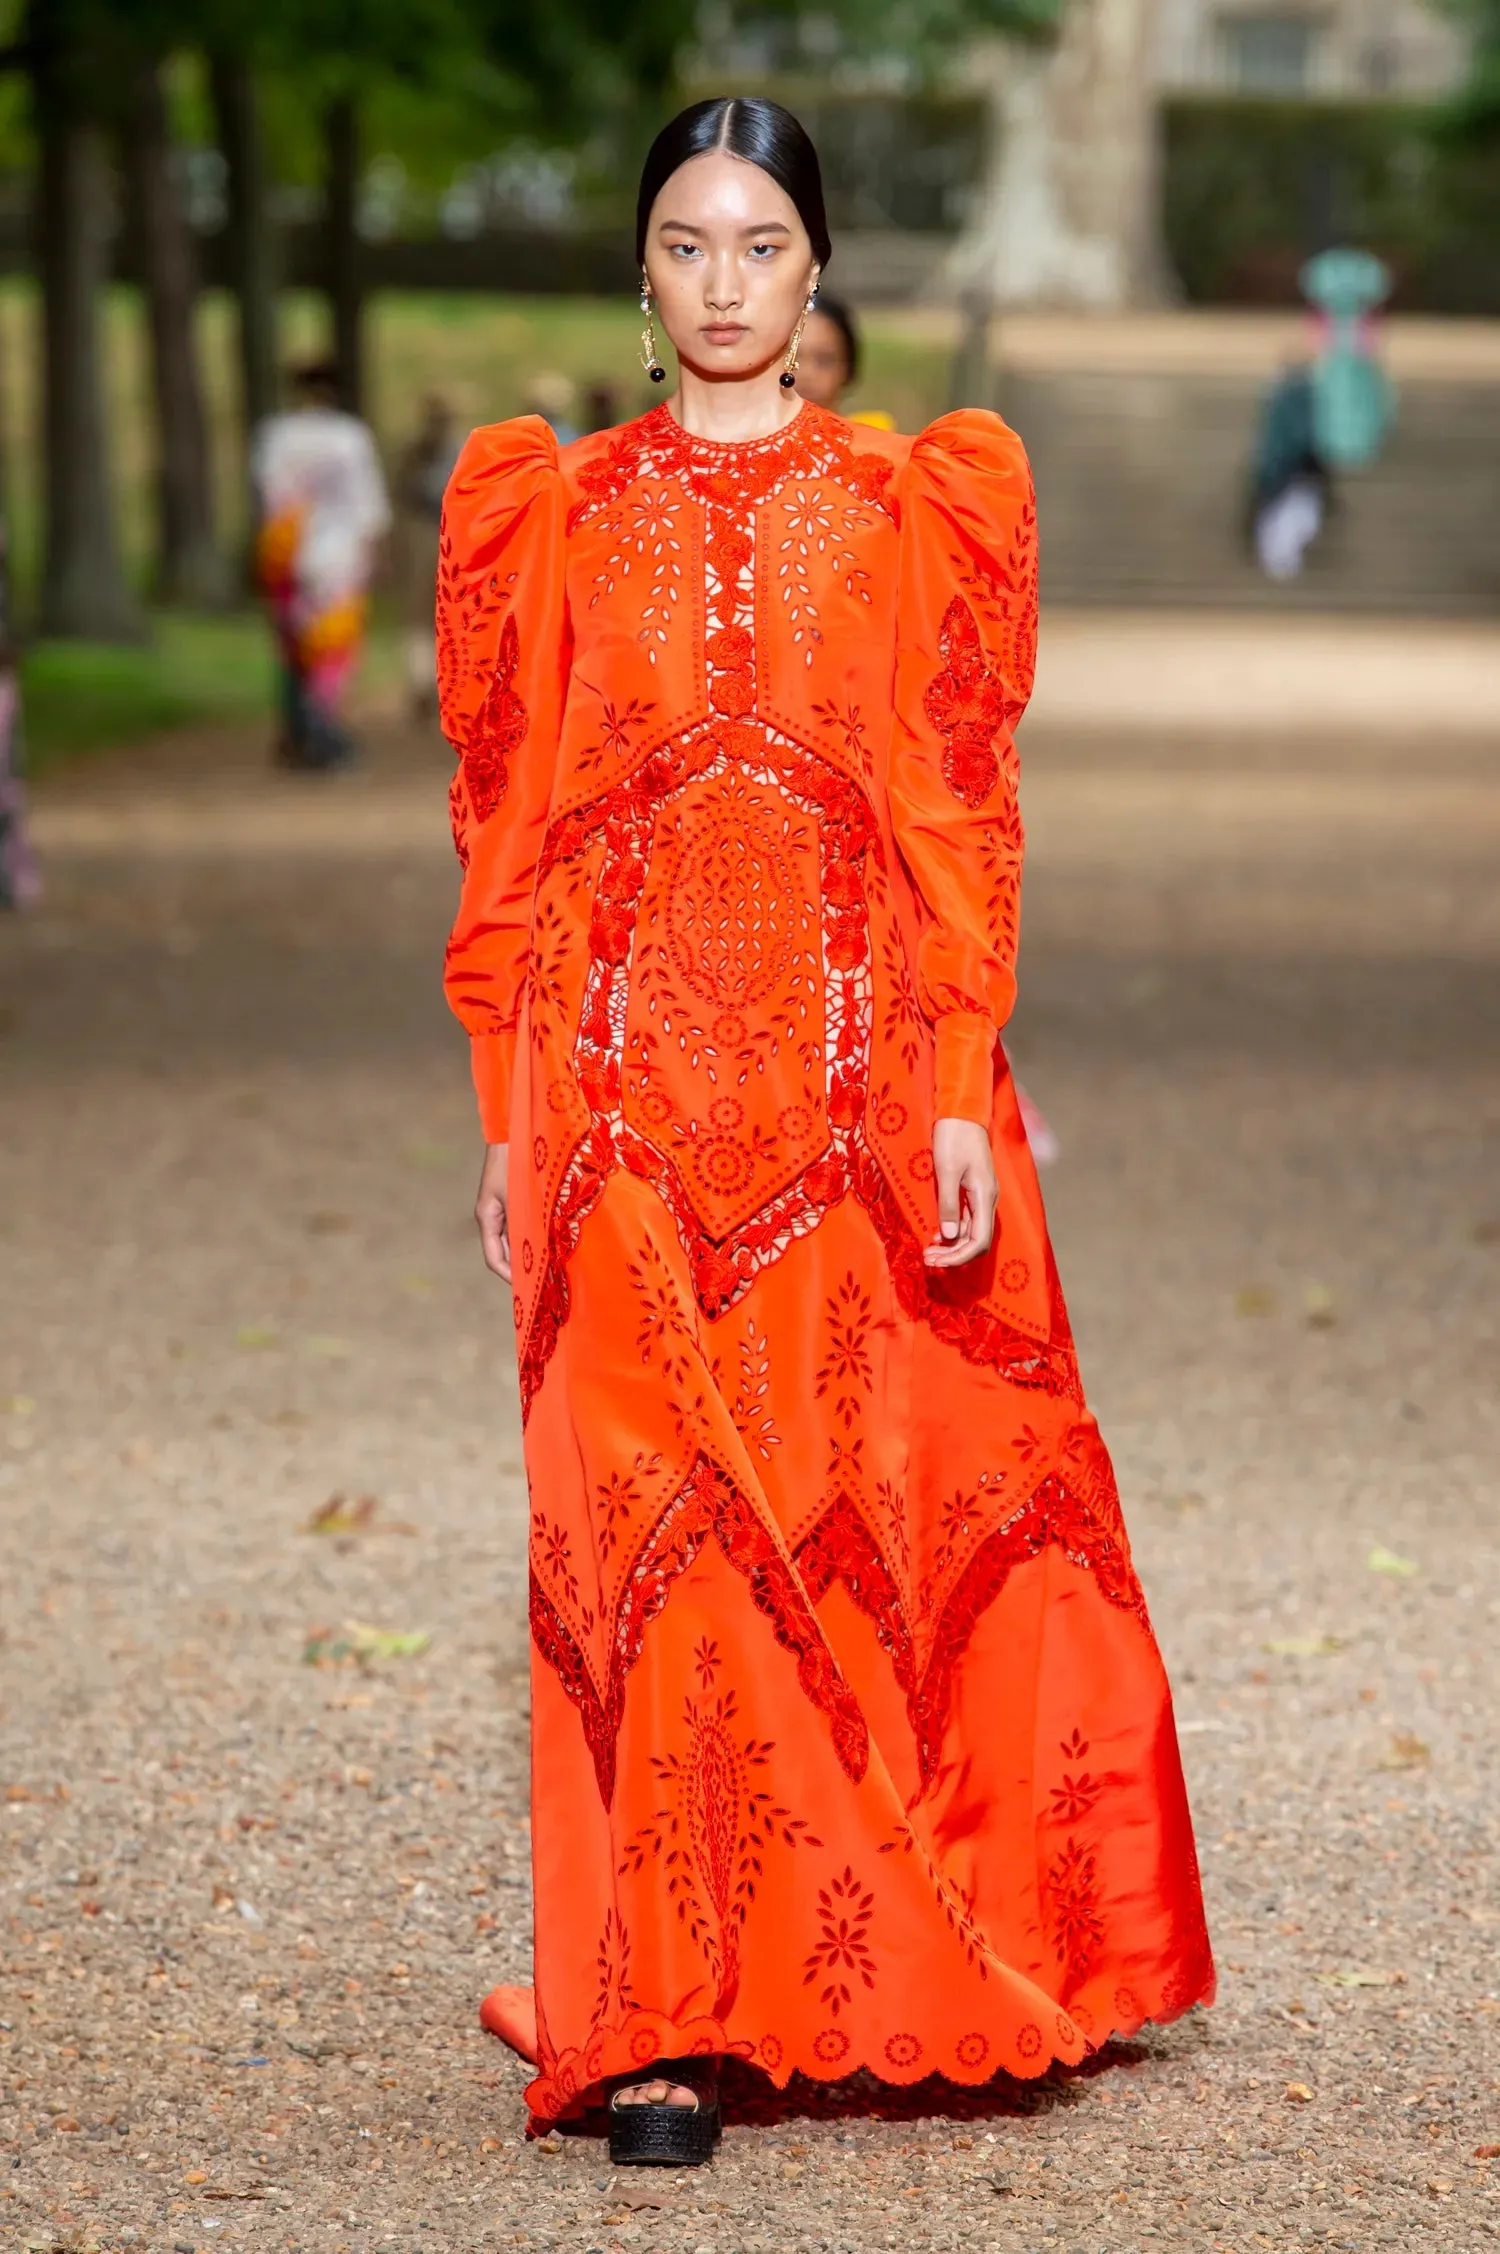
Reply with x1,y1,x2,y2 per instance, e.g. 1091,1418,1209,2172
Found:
439,399,1066,1389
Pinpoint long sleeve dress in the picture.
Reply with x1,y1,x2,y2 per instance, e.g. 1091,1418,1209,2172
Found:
439,400,1213,2126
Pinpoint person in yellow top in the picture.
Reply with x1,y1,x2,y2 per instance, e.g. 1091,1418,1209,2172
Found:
792,290,893,428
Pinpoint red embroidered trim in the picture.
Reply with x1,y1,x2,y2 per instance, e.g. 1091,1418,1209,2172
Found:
531,1454,868,1808
447,768,470,871
798,1459,1137,1793
461,609,528,823
911,1470,1145,1787
923,595,1006,810
795,1491,916,1698
519,1119,612,1425
567,401,896,535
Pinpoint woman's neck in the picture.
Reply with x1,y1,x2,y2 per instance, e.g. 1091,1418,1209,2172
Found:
669,361,805,443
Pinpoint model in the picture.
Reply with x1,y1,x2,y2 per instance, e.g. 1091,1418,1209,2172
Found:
439,95,1213,2165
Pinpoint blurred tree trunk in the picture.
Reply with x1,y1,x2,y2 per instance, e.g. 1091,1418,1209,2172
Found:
128,58,225,606
324,91,363,415
209,53,278,442
31,8,142,641
948,0,1170,311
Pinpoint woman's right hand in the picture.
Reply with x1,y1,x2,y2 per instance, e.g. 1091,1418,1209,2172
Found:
475,1143,512,1281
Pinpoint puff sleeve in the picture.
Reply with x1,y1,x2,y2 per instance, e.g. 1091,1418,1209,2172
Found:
439,417,570,1141
887,410,1037,1124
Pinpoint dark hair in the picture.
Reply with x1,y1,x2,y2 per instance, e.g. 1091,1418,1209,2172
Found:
635,98,831,271
290,358,340,398
808,290,860,385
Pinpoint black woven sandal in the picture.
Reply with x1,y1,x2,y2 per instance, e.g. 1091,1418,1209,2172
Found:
607,2054,721,2168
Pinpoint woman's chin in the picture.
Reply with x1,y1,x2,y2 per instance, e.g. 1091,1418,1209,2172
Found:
673,346,783,386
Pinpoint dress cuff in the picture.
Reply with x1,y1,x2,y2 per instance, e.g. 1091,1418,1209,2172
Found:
933,1013,997,1125
470,1031,516,1144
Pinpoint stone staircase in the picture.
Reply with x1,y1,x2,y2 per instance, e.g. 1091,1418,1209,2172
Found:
996,364,1500,616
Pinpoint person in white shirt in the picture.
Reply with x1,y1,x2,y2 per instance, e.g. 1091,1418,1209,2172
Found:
252,361,391,769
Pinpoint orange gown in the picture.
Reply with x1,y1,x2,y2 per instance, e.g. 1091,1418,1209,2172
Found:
438,400,1213,2126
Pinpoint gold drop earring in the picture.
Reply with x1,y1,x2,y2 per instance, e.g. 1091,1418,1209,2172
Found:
639,271,666,385
781,280,819,391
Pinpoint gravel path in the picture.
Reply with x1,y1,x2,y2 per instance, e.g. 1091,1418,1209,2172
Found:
2,624,1498,2254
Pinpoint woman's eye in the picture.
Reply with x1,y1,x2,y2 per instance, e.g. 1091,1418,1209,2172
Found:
748,242,778,260
668,242,700,260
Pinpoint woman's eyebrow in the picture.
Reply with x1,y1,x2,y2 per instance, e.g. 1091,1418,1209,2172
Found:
655,218,793,236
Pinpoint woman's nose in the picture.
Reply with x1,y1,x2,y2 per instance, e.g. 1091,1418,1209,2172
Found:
704,256,742,312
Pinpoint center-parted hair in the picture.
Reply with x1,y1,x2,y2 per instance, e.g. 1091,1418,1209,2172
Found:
635,97,832,271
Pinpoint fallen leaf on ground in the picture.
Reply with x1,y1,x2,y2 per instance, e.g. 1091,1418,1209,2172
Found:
1303,1282,1338,1327
304,1212,354,1236
303,1335,352,1360
1316,1967,1404,1989
1285,2082,1314,2102
1381,1731,1430,1769
1367,1545,1419,1577
302,1620,432,1667
235,1326,280,1351
305,1493,379,1537
1474,2144,1500,2160
1234,1285,1276,1317
1263,1634,1346,1657
405,1142,456,1171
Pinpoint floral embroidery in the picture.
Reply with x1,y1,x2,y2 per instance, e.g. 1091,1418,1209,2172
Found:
621,1688,821,2017
923,595,1005,810
802,1866,876,2016
531,1454,869,1807
592,1908,638,2028
1046,1837,1105,1981
1048,1727,1103,1823
459,608,527,822
568,402,896,534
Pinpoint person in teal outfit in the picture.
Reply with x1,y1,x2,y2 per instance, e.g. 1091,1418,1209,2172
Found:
1300,247,1396,472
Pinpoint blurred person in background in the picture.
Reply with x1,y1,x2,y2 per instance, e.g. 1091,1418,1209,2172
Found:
440,95,1211,2162
794,288,894,428
253,360,391,771
584,381,620,434
1248,349,1331,583
1302,247,1395,475
395,391,463,722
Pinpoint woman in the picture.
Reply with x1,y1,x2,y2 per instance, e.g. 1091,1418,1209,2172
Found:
253,360,391,770
440,97,1213,2164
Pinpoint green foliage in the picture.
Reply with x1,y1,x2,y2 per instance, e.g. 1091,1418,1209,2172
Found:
1432,0,1500,143
1163,94,1500,311
19,612,278,768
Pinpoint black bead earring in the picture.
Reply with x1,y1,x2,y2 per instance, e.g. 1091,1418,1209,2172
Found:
639,272,665,385
782,283,818,390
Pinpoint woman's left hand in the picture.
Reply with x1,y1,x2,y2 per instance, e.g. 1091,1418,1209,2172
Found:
924,1117,998,1270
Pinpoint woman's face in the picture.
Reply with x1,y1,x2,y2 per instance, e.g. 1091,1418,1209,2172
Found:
644,151,819,385
794,308,852,408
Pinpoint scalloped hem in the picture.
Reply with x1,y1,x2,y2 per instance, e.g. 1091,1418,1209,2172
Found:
483,1959,1214,2128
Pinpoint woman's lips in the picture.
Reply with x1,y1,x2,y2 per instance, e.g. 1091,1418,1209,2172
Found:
701,324,748,344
